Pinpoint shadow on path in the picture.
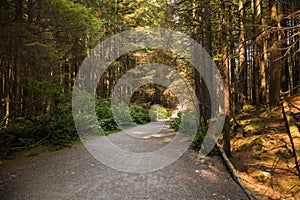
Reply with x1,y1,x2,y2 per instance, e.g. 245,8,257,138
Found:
0,122,247,199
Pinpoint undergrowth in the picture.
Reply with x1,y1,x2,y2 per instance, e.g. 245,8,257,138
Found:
0,98,153,158
170,110,207,151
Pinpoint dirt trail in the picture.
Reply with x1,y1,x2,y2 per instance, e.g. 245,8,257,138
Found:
0,122,247,199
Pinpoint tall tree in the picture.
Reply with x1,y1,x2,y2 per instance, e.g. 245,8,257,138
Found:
238,0,247,106
269,0,283,106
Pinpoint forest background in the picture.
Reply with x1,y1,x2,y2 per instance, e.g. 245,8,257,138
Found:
0,0,299,157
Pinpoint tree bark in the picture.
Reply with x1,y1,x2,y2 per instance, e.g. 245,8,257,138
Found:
259,0,268,103
269,0,282,107
238,0,247,107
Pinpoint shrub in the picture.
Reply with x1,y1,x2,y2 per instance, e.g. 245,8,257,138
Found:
129,105,150,124
170,110,207,150
112,105,132,126
149,105,169,121
170,112,182,131
0,98,155,157
0,101,78,157
95,98,118,131
193,126,207,151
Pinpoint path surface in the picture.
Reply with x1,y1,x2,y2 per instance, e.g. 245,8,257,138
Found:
0,122,248,199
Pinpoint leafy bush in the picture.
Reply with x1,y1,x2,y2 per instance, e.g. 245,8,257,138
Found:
112,105,132,126
47,102,77,146
0,101,77,157
170,110,198,134
179,111,198,137
193,126,207,151
0,118,36,155
95,98,118,131
129,105,151,124
170,110,207,150
0,98,154,157
112,104,152,125
149,105,170,121
170,112,182,131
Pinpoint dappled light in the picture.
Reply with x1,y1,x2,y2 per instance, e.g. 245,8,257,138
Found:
0,0,299,199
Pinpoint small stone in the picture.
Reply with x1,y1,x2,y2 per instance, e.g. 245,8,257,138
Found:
195,170,200,173
255,171,272,182
261,171,271,179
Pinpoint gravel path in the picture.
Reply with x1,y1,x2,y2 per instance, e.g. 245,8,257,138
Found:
0,122,248,199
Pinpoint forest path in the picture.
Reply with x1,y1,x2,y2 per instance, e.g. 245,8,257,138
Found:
0,122,247,199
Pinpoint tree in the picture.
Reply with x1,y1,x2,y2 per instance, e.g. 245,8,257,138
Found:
269,0,283,106
0,0,101,118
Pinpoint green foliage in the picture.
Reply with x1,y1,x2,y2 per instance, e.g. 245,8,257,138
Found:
170,111,206,150
41,0,102,40
112,105,132,126
193,126,208,151
179,111,198,137
149,105,170,121
129,105,151,124
0,118,36,154
95,98,118,131
46,102,77,146
26,79,63,97
0,97,157,157
170,112,182,131
112,104,152,126
0,101,77,157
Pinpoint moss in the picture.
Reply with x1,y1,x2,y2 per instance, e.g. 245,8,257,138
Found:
242,104,255,112
239,143,250,151
250,137,265,151
242,118,265,136
254,172,271,183
265,106,281,117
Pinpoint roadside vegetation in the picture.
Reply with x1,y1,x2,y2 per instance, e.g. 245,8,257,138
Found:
0,97,166,158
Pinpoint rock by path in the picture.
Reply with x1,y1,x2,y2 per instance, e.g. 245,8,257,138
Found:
0,122,248,199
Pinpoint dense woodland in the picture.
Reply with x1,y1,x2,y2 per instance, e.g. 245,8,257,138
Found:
0,0,299,155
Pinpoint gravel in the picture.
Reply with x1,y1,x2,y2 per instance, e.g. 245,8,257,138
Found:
0,122,248,199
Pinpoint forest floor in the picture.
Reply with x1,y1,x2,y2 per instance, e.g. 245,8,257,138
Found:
0,121,248,199
2,99,300,200
231,95,300,200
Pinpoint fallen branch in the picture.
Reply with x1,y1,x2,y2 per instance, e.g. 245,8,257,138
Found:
280,85,300,96
217,143,257,200
35,133,50,145
11,146,28,150
10,134,49,151
282,100,300,179
289,103,300,112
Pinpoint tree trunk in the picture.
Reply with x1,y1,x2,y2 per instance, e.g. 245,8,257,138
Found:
251,0,259,105
203,0,212,122
269,0,282,106
221,2,231,156
238,0,247,107
259,0,268,104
